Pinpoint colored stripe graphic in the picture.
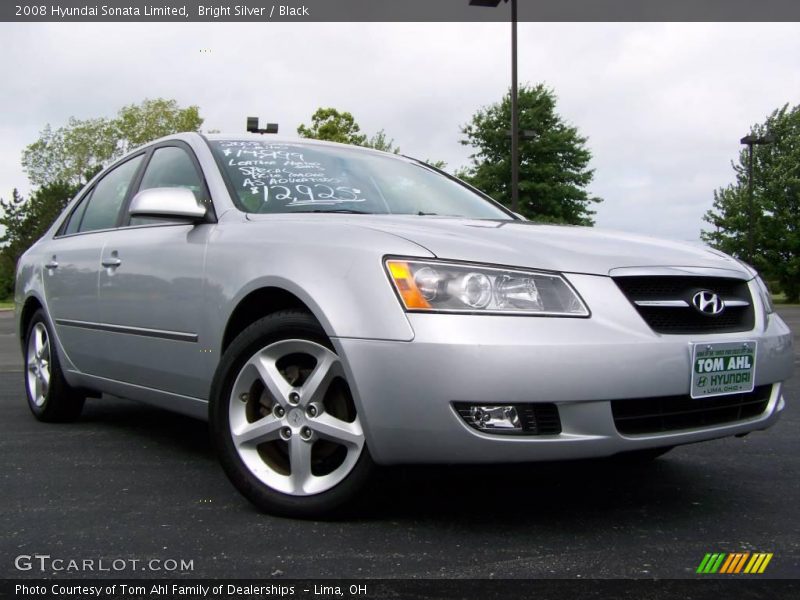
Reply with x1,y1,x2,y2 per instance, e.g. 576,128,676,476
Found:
719,554,736,574
697,553,726,573
711,553,726,573
733,553,750,574
744,553,774,574
697,552,772,574
696,553,714,573
719,553,749,573
758,554,773,573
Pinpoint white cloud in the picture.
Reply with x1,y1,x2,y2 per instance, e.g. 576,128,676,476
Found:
1,21,798,241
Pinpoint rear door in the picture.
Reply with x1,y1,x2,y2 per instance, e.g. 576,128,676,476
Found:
95,142,214,399
42,154,145,374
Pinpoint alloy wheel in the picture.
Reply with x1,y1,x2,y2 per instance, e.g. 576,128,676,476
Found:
228,339,365,496
26,322,51,407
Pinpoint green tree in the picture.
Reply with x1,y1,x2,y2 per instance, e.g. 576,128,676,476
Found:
22,120,117,188
0,182,81,297
364,129,400,154
116,98,203,151
297,108,367,145
0,253,14,300
0,182,81,265
22,98,203,187
702,103,800,301
298,108,406,155
0,188,26,297
459,84,601,225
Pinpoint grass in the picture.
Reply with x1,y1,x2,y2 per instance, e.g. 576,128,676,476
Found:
0,301,13,310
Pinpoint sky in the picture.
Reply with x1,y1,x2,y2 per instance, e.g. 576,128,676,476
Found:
1,21,798,241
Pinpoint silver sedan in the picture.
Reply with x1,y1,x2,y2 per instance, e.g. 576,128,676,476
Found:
15,134,794,516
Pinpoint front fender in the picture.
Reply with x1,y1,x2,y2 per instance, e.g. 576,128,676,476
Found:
204,220,435,349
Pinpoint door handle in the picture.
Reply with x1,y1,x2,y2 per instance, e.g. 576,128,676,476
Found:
101,257,122,268
45,260,58,270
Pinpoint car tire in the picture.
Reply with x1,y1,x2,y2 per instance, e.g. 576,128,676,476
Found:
611,446,674,464
24,309,85,422
210,310,374,518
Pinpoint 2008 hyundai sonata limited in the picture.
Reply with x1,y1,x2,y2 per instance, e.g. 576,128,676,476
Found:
16,133,793,516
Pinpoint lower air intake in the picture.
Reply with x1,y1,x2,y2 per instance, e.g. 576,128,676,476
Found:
611,386,771,435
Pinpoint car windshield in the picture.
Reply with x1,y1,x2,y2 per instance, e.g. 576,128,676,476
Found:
209,139,512,219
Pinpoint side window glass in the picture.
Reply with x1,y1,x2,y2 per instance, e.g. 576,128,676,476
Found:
62,190,92,235
139,146,206,202
79,155,144,233
129,146,207,227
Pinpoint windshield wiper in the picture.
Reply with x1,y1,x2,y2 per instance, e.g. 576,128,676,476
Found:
292,208,371,214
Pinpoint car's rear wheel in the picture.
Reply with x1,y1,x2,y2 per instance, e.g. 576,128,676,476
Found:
24,309,85,422
210,310,373,517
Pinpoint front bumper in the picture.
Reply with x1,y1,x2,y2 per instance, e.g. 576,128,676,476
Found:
333,274,793,465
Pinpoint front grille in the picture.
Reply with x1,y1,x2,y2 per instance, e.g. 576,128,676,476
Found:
611,385,771,435
614,276,754,334
454,403,562,435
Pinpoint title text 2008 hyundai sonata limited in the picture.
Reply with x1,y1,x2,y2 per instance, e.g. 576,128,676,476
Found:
15,134,793,516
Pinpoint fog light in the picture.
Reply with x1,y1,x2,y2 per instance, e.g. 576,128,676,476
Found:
467,405,522,431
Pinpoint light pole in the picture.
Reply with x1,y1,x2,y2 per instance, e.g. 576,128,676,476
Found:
739,133,774,263
470,0,519,213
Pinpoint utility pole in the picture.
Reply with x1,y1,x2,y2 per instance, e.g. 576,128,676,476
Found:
469,0,519,212
510,0,519,213
739,133,775,263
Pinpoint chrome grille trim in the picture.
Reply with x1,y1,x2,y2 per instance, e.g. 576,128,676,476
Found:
634,300,689,307
614,275,755,334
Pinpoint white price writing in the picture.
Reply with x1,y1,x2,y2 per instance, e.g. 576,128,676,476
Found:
219,141,368,206
264,184,365,205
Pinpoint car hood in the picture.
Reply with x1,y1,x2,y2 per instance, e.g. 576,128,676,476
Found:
245,214,748,277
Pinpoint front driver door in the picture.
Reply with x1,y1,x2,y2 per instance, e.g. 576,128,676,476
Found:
95,142,214,399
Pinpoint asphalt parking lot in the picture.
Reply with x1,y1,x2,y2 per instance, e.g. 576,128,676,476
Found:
1,308,798,579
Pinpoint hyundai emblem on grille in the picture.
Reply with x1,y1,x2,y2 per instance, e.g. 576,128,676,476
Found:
692,290,725,315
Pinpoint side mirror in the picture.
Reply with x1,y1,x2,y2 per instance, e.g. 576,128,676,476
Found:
129,187,207,221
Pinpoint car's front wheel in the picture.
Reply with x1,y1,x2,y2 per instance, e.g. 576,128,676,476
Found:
24,309,85,422
210,310,373,517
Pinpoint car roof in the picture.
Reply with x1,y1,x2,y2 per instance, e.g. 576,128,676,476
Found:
155,131,410,160
81,131,432,199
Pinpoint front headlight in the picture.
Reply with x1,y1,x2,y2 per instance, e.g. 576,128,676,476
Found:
754,275,774,314
385,259,589,316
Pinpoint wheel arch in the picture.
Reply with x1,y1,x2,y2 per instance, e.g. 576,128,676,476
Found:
17,292,83,382
19,294,44,349
220,285,330,355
